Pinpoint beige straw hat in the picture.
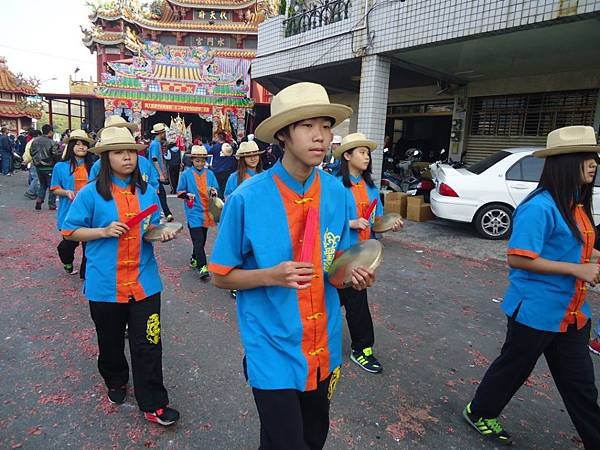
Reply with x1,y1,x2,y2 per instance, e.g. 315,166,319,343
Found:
333,132,377,160
67,129,95,146
533,126,600,158
151,123,168,134
254,82,353,143
98,115,139,137
190,145,209,158
236,141,264,159
90,127,146,154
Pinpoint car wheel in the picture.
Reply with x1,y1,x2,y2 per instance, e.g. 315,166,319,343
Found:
474,204,513,240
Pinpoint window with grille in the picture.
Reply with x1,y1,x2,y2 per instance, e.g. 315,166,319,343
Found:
469,90,597,137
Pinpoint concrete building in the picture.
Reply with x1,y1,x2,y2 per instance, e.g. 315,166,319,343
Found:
252,0,600,182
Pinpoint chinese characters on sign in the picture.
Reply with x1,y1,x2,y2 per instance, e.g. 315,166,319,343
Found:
196,36,228,47
197,10,230,20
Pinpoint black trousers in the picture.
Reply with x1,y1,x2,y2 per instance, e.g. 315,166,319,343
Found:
215,170,233,199
189,226,208,266
157,184,172,217
471,317,600,449
89,293,169,412
338,287,374,352
168,166,180,194
57,238,86,279
252,370,338,450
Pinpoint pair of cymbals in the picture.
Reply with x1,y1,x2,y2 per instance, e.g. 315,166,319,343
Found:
371,213,402,233
209,196,224,223
328,239,384,288
143,222,184,241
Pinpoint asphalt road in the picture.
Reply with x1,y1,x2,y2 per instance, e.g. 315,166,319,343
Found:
0,170,597,449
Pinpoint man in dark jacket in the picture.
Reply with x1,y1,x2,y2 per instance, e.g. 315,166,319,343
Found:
30,124,60,210
208,132,236,198
0,127,13,176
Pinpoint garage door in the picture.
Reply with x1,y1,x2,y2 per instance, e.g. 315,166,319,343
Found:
464,89,598,165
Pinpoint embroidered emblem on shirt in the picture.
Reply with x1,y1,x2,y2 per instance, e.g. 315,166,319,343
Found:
327,366,341,400
323,228,340,271
142,215,151,232
146,313,161,344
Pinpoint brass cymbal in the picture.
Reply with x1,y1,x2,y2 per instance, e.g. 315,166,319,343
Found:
328,239,383,288
210,196,224,223
143,222,184,242
372,213,402,233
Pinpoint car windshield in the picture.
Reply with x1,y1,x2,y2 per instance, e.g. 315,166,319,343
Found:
467,151,511,175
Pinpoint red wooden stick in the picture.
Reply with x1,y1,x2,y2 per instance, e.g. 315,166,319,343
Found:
363,199,378,220
300,208,318,263
125,204,158,228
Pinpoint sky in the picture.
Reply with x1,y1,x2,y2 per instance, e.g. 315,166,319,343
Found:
0,0,97,94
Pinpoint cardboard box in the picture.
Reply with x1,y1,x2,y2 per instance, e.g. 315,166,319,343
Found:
407,203,435,222
384,192,408,216
406,195,424,208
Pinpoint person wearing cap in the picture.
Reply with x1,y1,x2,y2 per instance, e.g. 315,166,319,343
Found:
463,126,600,448
61,126,180,427
333,133,403,374
148,123,174,222
223,140,264,199
176,144,219,279
209,82,376,449
49,129,95,276
89,116,158,191
208,131,237,198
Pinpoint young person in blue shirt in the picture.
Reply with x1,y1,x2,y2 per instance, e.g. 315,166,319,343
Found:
148,123,173,221
223,140,264,199
333,133,403,374
463,126,600,448
61,126,180,427
209,82,377,449
50,129,95,276
176,144,219,279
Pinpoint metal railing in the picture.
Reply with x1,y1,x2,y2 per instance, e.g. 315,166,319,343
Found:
283,0,352,37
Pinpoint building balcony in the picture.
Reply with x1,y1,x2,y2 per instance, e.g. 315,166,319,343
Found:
283,0,352,37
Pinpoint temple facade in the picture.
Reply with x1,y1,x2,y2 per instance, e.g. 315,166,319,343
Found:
82,0,276,137
0,57,41,132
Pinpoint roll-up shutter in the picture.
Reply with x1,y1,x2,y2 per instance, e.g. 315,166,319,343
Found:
464,89,598,165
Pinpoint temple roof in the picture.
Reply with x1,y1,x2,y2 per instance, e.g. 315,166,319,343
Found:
0,57,37,95
0,103,43,119
167,0,259,8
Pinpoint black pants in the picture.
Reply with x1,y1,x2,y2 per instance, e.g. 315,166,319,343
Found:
36,168,56,207
252,370,338,450
157,184,172,217
215,170,233,199
57,238,86,279
338,287,374,352
89,293,169,412
471,317,600,449
189,226,208,266
168,166,180,194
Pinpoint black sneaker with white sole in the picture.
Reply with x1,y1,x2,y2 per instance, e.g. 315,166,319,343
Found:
144,406,180,426
463,402,513,446
107,386,126,405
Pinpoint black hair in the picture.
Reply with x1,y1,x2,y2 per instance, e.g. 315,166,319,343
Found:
532,152,600,242
339,147,375,188
237,154,263,186
96,150,147,201
63,139,94,175
42,124,53,135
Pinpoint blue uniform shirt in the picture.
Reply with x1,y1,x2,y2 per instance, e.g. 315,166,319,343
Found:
503,190,595,332
50,160,89,231
176,166,219,228
339,174,384,245
148,139,165,176
224,168,256,197
89,156,159,191
209,161,351,391
62,178,163,303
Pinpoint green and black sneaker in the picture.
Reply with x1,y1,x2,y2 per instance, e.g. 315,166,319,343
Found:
198,265,210,280
463,402,513,446
63,263,78,275
350,347,383,373
189,257,198,269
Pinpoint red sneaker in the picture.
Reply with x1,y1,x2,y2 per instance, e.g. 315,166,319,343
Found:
588,338,600,356
144,407,180,426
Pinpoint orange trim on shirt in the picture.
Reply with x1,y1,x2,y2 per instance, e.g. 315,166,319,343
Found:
507,248,539,259
49,185,61,191
61,229,75,237
208,262,234,276
273,172,330,391
73,165,88,193
560,205,594,331
112,184,147,303
193,170,215,228
350,179,372,241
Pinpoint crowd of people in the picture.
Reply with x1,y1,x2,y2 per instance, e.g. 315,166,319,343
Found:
6,81,600,449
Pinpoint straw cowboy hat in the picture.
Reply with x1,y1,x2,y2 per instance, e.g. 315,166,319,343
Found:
254,82,353,143
98,115,138,136
67,129,95,146
190,145,209,158
236,141,264,159
533,126,600,158
333,132,377,160
151,123,168,134
332,135,342,145
220,142,233,157
90,126,146,155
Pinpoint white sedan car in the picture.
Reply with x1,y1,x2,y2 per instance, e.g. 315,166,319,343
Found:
430,148,600,240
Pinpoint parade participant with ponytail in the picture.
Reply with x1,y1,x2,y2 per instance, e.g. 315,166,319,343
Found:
223,140,264,199
176,144,219,279
334,133,403,374
62,126,180,426
463,126,600,448
50,129,95,275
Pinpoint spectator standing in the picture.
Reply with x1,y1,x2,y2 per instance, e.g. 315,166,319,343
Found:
30,124,61,210
0,127,14,175
207,131,236,198
147,123,174,222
